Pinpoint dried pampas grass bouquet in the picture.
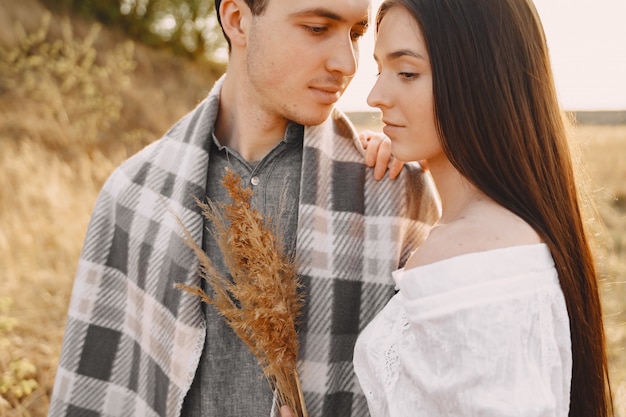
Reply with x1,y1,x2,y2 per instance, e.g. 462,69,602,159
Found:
175,167,307,417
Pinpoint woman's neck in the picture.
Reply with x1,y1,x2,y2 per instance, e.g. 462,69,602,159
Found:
427,158,486,224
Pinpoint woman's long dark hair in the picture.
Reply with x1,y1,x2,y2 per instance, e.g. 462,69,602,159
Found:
377,0,613,415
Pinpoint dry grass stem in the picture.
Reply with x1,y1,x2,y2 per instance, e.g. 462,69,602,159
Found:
175,168,307,417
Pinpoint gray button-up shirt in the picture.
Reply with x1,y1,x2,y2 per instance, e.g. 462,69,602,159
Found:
182,122,304,416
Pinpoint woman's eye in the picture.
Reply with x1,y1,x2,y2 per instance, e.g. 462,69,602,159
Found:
399,72,418,81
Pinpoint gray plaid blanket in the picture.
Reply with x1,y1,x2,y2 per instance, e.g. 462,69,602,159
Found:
48,77,440,417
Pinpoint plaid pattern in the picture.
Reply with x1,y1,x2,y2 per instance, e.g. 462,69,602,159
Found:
293,117,439,417
49,77,440,417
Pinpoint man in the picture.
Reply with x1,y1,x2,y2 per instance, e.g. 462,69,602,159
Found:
48,0,440,416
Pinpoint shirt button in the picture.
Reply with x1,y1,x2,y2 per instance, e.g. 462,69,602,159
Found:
250,176,260,186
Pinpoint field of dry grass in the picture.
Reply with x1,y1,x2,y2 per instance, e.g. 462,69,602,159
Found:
582,125,626,417
0,0,624,416
0,0,218,414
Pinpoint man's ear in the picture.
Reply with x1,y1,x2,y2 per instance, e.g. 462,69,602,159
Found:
219,0,251,48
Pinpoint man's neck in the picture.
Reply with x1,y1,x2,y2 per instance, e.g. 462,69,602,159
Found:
215,74,289,162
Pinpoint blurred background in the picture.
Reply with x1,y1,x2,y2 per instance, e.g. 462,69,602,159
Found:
0,0,624,415
339,0,626,112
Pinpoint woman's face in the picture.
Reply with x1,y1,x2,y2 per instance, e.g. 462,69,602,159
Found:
367,6,443,164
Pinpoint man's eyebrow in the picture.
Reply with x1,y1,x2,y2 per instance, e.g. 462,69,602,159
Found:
289,8,369,28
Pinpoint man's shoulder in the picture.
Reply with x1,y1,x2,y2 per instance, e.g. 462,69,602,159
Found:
101,122,210,200
96,139,164,199
309,108,365,161
112,93,217,177
330,107,359,137
402,161,431,182
402,163,441,225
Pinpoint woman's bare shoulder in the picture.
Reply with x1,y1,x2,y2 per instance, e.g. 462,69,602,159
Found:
405,203,542,269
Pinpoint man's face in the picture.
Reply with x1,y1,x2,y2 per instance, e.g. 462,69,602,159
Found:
245,0,370,126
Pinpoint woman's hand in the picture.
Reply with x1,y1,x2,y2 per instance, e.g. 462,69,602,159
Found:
359,130,404,180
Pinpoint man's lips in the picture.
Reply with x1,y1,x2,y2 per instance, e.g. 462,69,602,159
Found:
313,85,342,94
310,86,343,104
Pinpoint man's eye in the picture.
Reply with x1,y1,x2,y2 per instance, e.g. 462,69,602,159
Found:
351,30,366,41
305,26,327,34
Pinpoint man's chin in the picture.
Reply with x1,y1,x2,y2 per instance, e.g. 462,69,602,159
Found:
290,106,335,127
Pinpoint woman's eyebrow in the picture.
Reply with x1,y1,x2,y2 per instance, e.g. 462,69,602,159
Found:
374,49,427,62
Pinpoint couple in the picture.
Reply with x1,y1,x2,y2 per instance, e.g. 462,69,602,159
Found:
49,0,612,416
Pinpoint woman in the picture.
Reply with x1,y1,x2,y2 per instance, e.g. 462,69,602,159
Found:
283,0,612,415
352,0,612,416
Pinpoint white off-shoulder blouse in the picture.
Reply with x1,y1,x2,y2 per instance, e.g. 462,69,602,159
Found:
353,244,571,417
